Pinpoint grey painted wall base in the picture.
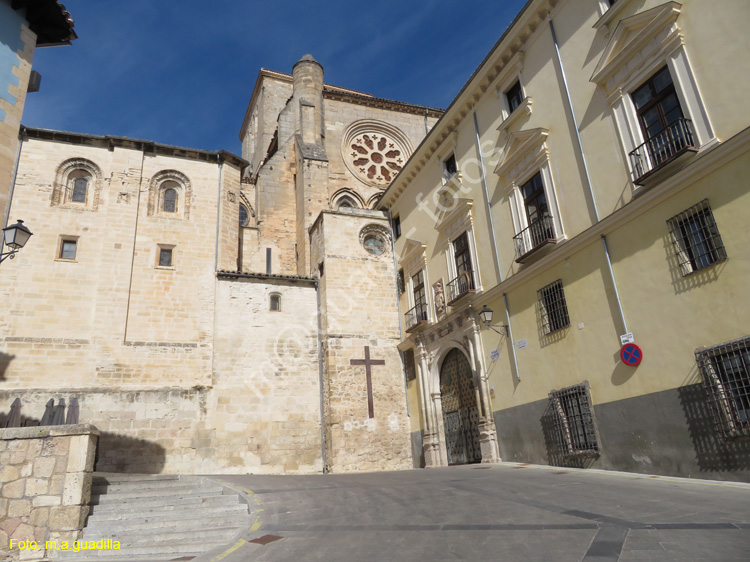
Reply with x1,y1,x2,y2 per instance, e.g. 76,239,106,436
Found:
492,384,750,482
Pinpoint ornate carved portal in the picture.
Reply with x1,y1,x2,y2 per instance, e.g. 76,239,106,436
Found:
440,349,481,465
414,312,501,468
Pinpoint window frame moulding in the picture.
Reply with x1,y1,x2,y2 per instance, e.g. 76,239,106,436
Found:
590,2,715,190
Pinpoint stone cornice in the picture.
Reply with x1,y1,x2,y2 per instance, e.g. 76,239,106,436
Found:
22,127,248,169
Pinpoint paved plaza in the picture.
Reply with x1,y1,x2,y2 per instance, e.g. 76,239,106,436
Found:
207,463,750,562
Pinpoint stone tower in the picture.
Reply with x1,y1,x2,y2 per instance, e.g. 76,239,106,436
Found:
310,209,412,472
292,55,329,277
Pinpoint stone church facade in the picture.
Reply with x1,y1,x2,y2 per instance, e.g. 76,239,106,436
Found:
0,55,441,474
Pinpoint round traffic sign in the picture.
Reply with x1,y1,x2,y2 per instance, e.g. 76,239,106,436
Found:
620,343,643,366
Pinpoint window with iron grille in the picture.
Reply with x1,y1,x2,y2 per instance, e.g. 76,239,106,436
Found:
397,268,405,295
403,348,417,382
696,337,750,439
667,200,726,276
549,382,600,457
538,279,570,334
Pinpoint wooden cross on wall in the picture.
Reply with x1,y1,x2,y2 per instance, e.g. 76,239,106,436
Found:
350,346,385,418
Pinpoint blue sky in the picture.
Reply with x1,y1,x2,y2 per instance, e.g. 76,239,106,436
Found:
23,0,527,156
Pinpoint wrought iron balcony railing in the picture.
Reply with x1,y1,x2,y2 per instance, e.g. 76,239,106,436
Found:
405,302,429,332
513,215,557,263
446,270,475,304
629,118,697,183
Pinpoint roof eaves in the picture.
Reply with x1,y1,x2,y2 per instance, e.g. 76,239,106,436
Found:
378,0,539,209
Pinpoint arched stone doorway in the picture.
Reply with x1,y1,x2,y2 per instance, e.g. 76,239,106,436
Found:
440,348,481,465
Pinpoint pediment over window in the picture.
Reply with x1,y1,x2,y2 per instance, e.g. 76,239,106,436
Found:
591,2,683,90
494,128,549,185
398,238,427,274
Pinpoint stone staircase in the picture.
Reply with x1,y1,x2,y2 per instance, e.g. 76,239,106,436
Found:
59,473,251,560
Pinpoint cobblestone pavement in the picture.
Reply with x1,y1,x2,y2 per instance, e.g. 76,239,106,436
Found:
205,463,750,562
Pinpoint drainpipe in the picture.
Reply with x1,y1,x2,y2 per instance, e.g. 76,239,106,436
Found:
123,148,148,342
4,131,24,228
549,18,600,222
473,112,502,283
504,293,520,381
388,209,409,416
601,235,628,335
315,278,328,473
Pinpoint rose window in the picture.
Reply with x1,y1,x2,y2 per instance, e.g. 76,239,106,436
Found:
349,134,404,186
342,121,413,188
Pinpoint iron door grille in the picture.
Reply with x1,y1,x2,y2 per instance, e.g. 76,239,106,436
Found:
549,382,600,457
696,337,750,439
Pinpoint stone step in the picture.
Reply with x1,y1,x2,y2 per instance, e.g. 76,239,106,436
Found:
82,514,247,536
90,478,191,494
92,473,180,484
82,525,243,546
88,491,237,512
90,483,224,502
69,474,250,561
85,502,249,523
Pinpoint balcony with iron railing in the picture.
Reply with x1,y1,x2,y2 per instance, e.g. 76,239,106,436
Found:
513,215,558,263
446,270,476,305
630,118,698,185
405,302,429,332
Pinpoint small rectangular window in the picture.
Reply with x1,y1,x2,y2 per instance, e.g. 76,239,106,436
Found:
270,293,281,312
393,215,401,239
397,268,405,295
696,337,750,439
538,279,570,334
158,247,173,267
667,200,726,276
549,382,600,458
442,154,458,180
403,348,417,382
505,80,524,114
59,239,77,260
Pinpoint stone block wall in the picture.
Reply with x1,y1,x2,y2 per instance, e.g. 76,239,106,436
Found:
311,210,412,472
0,424,98,560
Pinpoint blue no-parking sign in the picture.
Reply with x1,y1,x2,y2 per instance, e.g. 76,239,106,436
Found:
620,343,643,367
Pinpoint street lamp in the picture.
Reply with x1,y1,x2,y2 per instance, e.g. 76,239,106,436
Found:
478,305,507,335
1,220,33,264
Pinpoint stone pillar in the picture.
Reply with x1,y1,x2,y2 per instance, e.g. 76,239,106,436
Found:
0,424,99,560
415,338,442,467
469,318,500,463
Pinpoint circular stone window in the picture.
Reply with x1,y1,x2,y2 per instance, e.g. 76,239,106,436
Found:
363,234,386,256
342,120,413,188
359,224,391,257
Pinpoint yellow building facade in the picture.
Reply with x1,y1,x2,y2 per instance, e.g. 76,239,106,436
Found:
380,0,750,480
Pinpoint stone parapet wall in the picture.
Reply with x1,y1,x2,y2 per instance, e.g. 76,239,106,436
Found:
0,424,98,560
